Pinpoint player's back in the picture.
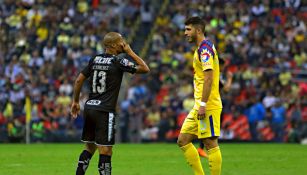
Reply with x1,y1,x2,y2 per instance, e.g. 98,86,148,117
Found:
81,53,137,113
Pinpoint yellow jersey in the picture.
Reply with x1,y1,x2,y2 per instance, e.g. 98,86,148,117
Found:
192,39,222,110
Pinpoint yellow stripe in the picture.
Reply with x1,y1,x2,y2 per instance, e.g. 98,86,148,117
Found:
25,97,31,123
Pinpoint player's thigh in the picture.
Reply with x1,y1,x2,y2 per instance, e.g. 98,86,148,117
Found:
180,109,198,135
198,108,222,139
81,108,96,142
94,111,116,146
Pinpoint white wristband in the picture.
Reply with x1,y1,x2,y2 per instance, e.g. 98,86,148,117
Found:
200,102,206,107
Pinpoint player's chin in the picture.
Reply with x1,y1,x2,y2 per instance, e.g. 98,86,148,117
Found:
187,38,193,43
186,37,192,42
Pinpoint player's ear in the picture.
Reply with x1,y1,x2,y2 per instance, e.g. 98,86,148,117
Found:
196,27,202,34
111,43,117,48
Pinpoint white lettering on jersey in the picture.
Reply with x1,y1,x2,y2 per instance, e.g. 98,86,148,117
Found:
86,100,101,105
94,56,113,64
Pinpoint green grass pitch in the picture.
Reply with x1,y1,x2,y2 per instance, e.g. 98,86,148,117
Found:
0,143,306,175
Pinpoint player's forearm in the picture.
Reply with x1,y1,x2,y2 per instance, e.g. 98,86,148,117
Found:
201,71,213,103
72,74,85,102
223,77,232,92
127,50,150,73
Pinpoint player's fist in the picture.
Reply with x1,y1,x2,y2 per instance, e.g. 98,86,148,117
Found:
70,102,80,119
198,106,206,120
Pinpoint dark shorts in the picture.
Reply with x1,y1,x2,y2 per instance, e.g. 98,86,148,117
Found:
81,108,116,146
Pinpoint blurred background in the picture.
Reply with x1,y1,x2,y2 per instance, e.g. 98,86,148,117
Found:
0,0,307,144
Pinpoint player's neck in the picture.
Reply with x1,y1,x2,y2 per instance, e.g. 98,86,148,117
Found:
196,35,206,47
105,48,118,55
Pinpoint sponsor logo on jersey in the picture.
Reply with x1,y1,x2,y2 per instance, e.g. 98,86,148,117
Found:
94,56,113,64
203,62,211,66
86,100,101,105
201,52,210,63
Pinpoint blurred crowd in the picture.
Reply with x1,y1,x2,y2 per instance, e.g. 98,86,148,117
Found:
1,0,307,144
0,0,143,142
120,0,307,143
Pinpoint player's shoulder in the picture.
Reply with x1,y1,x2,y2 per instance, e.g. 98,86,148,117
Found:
198,39,215,56
116,54,136,67
96,53,117,59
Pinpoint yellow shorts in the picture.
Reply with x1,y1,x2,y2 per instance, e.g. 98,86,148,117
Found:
180,108,222,139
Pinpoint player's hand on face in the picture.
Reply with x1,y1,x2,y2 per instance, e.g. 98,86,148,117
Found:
198,106,206,120
70,102,80,119
121,40,132,54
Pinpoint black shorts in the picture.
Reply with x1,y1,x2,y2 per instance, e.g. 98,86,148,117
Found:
81,108,116,146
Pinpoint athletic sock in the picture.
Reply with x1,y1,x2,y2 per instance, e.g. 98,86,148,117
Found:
180,143,205,175
208,146,222,175
76,150,93,175
98,154,112,175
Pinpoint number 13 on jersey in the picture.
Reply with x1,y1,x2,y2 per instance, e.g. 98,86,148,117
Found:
92,70,106,94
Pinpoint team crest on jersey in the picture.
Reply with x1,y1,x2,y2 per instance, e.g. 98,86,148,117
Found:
120,58,129,66
86,100,101,105
201,52,210,63
120,58,134,67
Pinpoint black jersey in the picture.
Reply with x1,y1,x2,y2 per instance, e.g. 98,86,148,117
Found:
81,53,137,112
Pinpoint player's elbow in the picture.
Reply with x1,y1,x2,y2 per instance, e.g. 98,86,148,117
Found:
204,76,213,85
136,65,150,74
74,77,81,85
75,73,86,85
143,65,150,73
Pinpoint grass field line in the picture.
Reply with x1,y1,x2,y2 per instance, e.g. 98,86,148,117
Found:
4,163,23,167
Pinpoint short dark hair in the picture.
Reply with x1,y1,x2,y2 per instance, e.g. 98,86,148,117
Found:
184,16,205,32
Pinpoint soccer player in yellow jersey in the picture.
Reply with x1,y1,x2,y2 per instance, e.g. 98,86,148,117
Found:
198,58,233,158
177,16,222,175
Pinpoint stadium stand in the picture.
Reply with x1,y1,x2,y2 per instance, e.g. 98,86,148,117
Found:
120,0,307,143
0,0,307,144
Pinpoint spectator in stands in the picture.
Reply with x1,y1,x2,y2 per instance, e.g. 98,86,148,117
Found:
1,0,306,143
245,96,266,141
271,100,286,142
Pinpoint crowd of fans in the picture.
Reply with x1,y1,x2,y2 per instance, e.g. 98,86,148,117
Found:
120,0,307,143
0,0,143,142
0,0,307,144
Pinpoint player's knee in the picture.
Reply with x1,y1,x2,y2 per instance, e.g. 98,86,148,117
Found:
203,137,218,150
85,143,97,154
177,134,195,147
177,138,183,147
98,146,113,156
177,137,188,147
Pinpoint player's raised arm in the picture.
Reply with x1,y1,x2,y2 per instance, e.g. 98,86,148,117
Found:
122,41,150,74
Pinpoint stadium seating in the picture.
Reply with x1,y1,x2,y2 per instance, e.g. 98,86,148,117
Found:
0,0,307,143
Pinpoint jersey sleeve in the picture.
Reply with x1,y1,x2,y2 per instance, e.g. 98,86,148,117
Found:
115,56,137,74
198,45,214,71
81,58,93,77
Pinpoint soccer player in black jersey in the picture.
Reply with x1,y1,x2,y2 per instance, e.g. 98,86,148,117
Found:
70,32,149,175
